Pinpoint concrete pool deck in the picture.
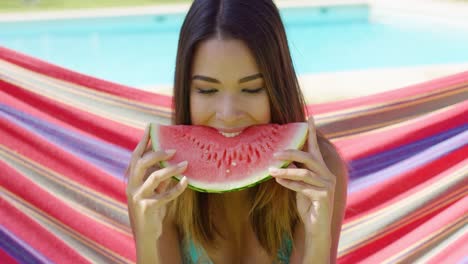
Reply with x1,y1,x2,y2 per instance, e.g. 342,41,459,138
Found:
1,0,467,102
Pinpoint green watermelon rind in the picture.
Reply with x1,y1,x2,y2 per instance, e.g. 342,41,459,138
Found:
149,122,308,193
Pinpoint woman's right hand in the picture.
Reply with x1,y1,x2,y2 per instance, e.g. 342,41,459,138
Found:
125,124,189,239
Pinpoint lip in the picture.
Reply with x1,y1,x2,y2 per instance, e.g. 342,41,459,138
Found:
215,127,247,133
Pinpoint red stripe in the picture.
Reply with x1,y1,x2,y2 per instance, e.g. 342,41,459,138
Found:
1,80,142,150
0,117,126,203
335,100,467,160
0,248,20,264
427,231,468,264
0,167,89,263
307,71,468,114
0,46,172,108
359,195,468,263
345,146,468,220
0,89,128,147
0,161,136,262
339,186,465,263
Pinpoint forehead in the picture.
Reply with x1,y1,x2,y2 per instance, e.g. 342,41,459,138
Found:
191,38,261,79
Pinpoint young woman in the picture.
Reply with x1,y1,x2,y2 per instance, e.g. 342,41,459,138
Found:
126,0,348,263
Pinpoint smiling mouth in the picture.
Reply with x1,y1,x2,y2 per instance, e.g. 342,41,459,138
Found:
218,131,242,138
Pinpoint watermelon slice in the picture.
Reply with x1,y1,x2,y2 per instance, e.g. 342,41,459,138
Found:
150,123,308,193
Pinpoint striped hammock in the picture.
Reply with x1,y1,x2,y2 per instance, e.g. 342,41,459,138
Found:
0,46,467,264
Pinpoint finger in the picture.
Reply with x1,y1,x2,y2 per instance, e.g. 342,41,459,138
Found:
269,167,331,187
154,178,172,193
142,176,188,208
306,116,325,165
274,150,328,175
133,124,151,158
128,124,151,172
141,140,153,156
154,176,189,204
136,141,157,175
137,161,188,198
275,178,328,194
133,149,176,186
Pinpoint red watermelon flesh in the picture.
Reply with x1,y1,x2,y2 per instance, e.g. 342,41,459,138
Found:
150,123,308,193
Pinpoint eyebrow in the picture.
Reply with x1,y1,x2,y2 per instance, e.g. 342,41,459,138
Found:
192,73,263,84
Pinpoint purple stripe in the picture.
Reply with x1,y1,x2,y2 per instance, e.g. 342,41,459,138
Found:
0,103,131,181
348,130,467,193
348,125,467,180
457,256,468,264
0,225,53,264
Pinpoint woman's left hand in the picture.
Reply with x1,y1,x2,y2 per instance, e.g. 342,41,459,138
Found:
269,117,337,235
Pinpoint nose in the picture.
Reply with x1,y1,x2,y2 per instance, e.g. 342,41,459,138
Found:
216,93,242,123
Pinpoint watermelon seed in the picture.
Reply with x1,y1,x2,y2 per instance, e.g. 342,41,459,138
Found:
231,162,237,166
259,144,266,153
255,149,261,158
226,169,230,173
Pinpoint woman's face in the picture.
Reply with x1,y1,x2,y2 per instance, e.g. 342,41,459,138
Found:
190,38,271,135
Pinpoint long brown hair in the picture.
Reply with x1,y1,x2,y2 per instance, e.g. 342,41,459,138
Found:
168,0,332,259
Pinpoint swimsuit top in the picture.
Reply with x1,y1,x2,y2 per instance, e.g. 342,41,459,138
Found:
181,236,292,264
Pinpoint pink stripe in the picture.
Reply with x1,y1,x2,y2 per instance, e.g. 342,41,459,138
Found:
334,100,467,161
0,166,90,263
0,89,127,146
0,116,126,203
307,71,468,114
0,46,172,108
345,146,468,221
339,192,462,263
1,80,142,150
0,161,136,262
360,195,468,263
427,231,468,264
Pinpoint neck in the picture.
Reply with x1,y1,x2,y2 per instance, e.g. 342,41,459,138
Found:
213,188,251,223
213,189,252,243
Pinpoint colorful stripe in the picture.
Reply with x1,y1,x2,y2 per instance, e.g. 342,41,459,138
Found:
1,46,467,263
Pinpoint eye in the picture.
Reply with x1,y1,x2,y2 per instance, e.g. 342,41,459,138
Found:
242,87,264,94
196,88,218,94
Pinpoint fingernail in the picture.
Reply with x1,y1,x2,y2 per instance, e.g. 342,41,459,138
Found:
166,149,176,155
177,161,188,168
273,152,283,158
269,167,280,174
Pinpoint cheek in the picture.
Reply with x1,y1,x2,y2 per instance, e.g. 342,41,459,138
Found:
248,94,271,123
190,93,211,125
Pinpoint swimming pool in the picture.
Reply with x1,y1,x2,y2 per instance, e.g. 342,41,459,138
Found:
1,4,468,87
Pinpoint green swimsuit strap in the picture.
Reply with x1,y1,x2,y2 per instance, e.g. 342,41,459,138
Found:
182,236,292,264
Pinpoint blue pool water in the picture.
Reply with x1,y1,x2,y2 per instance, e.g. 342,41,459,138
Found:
1,5,468,87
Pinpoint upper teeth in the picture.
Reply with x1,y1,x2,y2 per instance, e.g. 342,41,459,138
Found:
219,131,241,138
